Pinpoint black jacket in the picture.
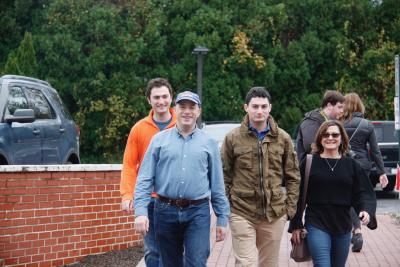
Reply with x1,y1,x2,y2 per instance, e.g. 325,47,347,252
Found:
343,112,385,175
295,108,326,162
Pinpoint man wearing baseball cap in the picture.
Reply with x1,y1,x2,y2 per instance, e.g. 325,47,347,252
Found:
134,91,230,267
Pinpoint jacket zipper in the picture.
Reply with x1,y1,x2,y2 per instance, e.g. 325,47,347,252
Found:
258,140,266,217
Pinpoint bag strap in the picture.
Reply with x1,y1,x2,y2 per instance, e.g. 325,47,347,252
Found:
300,154,313,213
349,118,365,143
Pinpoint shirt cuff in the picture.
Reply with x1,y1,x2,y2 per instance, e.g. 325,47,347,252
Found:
134,206,148,217
216,216,229,227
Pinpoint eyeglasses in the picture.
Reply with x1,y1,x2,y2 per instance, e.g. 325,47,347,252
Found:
321,132,341,139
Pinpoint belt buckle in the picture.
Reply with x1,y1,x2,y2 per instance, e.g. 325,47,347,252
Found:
176,199,187,207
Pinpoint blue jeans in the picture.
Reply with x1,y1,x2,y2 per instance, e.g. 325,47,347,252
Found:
306,224,351,267
144,198,163,267
154,199,210,267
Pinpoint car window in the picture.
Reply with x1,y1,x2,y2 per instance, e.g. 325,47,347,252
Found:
47,88,73,120
373,122,397,143
383,123,397,142
24,87,55,119
203,123,240,147
7,86,29,115
374,127,384,142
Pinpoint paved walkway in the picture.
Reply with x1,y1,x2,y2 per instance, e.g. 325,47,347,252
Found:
208,214,400,267
137,213,400,267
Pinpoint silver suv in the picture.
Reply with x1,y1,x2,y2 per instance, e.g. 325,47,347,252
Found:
0,75,80,164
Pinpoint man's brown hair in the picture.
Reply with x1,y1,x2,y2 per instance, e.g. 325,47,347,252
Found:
321,90,345,108
145,78,173,99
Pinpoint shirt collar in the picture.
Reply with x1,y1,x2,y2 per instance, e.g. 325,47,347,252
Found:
174,125,198,139
248,122,269,133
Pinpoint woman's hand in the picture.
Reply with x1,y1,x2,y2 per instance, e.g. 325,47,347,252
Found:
379,174,388,188
359,211,370,225
291,229,303,245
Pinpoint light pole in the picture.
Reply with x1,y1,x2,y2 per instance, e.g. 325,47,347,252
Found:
192,46,209,128
395,55,400,164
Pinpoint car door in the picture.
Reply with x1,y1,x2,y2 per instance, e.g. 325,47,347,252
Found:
24,86,61,164
5,85,42,164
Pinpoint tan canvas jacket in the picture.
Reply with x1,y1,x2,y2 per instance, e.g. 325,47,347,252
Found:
221,115,301,224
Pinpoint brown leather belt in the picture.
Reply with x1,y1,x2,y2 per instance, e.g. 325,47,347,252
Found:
157,195,208,208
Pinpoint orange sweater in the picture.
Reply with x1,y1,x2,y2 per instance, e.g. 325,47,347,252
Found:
120,108,176,200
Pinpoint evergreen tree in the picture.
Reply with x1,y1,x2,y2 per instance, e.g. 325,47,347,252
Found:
4,31,38,77
0,0,399,162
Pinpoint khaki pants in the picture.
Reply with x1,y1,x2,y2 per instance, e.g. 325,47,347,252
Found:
229,213,286,267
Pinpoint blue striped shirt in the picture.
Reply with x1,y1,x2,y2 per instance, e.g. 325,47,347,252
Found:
134,127,230,226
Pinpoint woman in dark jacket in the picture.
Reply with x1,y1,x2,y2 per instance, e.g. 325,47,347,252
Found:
342,92,388,252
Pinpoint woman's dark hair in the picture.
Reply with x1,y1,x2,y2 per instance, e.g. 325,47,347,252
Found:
312,120,349,155
145,78,173,99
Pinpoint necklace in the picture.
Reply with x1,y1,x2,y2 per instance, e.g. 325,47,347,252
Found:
324,158,340,172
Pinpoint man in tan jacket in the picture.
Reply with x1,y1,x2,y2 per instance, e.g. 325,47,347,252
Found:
221,87,301,267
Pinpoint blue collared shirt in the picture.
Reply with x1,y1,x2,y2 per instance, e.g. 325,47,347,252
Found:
249,122,270,140
134,127,230,227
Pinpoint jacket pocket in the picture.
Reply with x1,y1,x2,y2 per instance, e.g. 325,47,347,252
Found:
230,188,256,214
268,145,284,169
231,188,255,198
270,188,286,217
234,147,253,169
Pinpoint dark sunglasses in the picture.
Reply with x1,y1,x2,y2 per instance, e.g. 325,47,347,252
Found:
322,132,341,138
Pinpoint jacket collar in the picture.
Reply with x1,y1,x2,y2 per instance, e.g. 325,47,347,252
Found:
144,108,177,129
304,108,326,123
240,114,278,139
352,112,364,118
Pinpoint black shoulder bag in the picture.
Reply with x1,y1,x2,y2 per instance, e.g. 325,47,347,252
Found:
290,154,312,262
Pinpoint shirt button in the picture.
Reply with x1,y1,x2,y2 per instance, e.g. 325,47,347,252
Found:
182,168,185,171
181,181,184,184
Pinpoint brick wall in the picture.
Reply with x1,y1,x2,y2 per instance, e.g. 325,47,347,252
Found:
0,165,141,267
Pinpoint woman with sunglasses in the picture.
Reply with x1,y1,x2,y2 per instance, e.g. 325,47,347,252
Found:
290,120,377,267
342,93,388,252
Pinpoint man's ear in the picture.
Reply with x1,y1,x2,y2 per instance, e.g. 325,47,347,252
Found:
147,98,151,105
244,103,248,112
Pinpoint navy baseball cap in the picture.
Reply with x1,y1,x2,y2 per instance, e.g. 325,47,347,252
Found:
175,91,201,106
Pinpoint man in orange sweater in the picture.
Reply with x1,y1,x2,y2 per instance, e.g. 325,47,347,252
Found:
120,78,176,267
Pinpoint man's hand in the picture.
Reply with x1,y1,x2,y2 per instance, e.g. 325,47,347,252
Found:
134,215,149,235
379,174,388,188
216,226,227,242
121,199,133,213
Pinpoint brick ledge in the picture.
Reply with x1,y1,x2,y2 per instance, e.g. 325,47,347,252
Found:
0,164,122,172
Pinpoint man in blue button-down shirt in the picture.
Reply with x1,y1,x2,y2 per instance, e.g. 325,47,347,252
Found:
134,91,230,267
